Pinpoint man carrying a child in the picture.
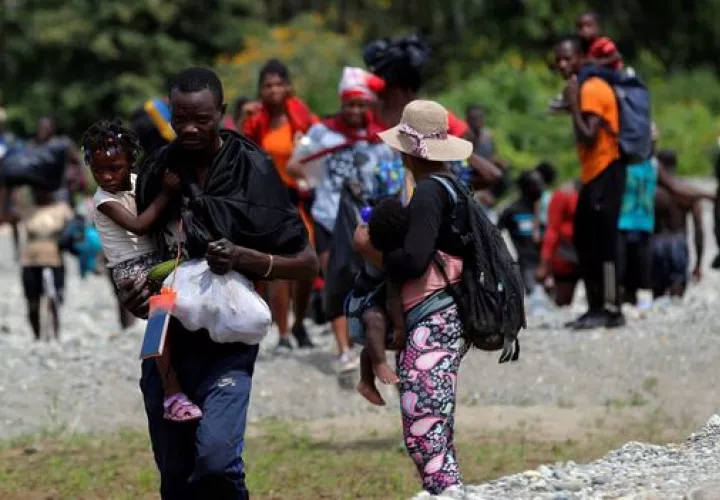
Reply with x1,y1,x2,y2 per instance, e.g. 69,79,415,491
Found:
554,36,627,329
118,67,319,500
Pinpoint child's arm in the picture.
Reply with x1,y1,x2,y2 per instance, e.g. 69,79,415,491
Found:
96,171,180,236
386,281,406,350
588,52,622,68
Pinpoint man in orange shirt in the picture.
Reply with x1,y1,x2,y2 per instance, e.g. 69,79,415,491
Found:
555,36,627,329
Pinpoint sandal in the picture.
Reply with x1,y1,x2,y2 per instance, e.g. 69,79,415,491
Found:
163,393,203,423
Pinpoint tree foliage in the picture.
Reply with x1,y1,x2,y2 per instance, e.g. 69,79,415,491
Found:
2,0,720,176
215,14,363,116
1,0,261,135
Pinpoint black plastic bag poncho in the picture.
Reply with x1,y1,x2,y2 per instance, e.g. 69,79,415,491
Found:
323,181,367,321
135,130,308,259
0,137,70,190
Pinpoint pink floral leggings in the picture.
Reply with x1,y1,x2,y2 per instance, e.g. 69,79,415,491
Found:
397,304,470,494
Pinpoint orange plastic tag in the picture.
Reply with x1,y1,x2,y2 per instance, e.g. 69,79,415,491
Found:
149,287,177,312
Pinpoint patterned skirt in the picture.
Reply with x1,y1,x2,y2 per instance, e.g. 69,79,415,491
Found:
110,252,162,290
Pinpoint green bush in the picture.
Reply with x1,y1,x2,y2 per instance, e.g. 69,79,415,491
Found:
214,20,720,180
215,14,363,117
437,54,720,178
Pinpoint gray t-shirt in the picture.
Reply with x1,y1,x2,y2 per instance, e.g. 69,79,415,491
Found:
473,128,495,160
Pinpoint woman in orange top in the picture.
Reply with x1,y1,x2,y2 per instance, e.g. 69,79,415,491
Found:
243,59,319,354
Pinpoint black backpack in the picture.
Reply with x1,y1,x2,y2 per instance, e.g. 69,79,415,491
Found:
430,174,525,362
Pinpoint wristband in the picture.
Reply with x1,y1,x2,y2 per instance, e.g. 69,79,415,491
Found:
263,254,274,278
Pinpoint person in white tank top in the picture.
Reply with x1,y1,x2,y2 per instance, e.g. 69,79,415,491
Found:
83,119,202,424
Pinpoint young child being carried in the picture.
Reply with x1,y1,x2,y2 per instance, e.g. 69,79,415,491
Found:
349,199,406,406
576,11,623,70
351,197,462,406
549,11,624,113
83,119,202,423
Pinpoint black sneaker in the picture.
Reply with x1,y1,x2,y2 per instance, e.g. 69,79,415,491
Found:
605,311,626,329
292,323,315,349
712,254,720,270
273,337,293,355
572,310,610,330
564,310,593,328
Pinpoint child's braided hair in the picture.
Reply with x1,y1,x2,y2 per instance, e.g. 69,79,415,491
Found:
80,118,143,166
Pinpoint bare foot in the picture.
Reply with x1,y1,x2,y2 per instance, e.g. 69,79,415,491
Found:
357,380,386,406
373,362,400,385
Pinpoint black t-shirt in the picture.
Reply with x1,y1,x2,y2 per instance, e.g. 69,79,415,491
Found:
383,177,465,284
498,198,540,267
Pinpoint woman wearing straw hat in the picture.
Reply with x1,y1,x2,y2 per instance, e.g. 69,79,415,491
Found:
355,99,473,496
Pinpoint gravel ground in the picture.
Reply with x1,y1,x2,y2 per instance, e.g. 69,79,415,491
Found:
2,227,719,438
0,196,719,498
413,415,720,500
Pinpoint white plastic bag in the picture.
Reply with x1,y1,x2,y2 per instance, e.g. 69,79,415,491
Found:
164,259,272,344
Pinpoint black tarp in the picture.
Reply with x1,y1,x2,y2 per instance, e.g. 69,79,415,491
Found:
323,182,366,321
135,130,308,259
0,137,70,190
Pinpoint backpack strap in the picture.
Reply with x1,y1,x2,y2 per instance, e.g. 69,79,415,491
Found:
429,174,459,205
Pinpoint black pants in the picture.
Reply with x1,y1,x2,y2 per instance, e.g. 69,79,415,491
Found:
616,230,652,303
573,160,627,312
140,323,258,500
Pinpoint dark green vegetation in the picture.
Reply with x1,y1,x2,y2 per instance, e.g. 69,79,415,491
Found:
2,1,719,175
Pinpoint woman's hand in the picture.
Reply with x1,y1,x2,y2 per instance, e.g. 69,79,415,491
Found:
286,161,307,181
353,225,383,268
206,238,237,275
118,276,151,319
535,261,550,282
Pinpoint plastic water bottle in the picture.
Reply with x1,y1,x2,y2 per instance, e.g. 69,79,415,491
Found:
360,206,373,224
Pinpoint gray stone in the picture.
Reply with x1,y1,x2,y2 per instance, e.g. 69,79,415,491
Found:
686,483,720,500
554,480,583,492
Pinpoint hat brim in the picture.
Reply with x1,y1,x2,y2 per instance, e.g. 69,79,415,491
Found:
379,126,473,162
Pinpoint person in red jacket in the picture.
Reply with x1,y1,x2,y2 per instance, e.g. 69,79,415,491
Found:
243,59,319,353
536,181,581,306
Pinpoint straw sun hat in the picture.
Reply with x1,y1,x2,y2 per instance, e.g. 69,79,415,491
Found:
379,100,472,162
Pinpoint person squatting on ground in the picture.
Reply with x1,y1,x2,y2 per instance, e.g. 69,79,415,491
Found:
555,35,627,330
355,100,472,495
536,181,581,306
652,149,705,298
118,67,318,500
83,119,202,423
243,59,318,353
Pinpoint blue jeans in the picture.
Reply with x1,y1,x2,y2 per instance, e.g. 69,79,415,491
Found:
140,319,259,500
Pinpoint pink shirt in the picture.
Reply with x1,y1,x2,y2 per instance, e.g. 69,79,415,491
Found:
401,251,463,311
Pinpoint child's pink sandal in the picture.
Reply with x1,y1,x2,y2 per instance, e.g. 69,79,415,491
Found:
163,393,202,423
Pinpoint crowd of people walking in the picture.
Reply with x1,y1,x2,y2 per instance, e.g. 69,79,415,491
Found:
0,12,718,499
